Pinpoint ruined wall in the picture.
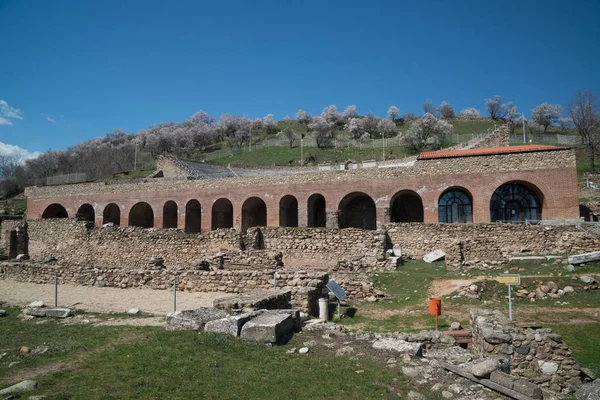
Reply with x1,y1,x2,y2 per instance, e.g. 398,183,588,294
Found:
26,219,243,269
259,227,386,268
470,309,583,395
385,223,600,269
0,261,328,314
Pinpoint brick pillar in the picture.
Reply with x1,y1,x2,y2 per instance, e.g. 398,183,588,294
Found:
325,210,338,229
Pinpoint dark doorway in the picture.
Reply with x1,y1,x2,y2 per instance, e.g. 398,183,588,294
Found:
103,203,120,226
390,191,424,222
338,192,377,229
212,198,234,230
129,202,154,228
242,197,267,232
185,200,201,233
76,204,95,222
163,201,178,229
307,194,326,227
42,204,68,219
279,195,299,227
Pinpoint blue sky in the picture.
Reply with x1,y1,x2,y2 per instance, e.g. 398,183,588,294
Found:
1,0,599,157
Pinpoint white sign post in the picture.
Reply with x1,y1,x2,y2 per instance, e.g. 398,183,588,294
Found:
496,274,521,321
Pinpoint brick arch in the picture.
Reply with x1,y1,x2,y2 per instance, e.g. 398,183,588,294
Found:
103,203,121,226
338,192,376,230
279,195,298,227
390,190,424,222
42,203,69,219
163,200,178,229
76,203,95,222
129,202,154,228
241,196,267,232
212,198,233,230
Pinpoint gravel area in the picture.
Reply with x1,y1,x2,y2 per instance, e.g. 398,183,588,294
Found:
0,279,232,315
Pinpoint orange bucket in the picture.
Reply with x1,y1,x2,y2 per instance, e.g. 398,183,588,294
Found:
429,297,442,316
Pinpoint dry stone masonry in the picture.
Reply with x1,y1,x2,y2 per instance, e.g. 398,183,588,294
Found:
470,309,586,395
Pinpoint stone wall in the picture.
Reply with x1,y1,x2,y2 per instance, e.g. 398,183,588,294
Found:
26,219,243,269
470,309,583,395
385,223,600,269
0,261,328,314
259,227,386,268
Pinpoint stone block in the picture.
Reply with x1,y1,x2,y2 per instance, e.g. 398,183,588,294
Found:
25,307,72,318
576,379,600,400
204,312,258,336
166,308,229,331
471,359,500,378
0,380,38,396
568,251,600,265
423,249,445,263
371,338,423,357
508,256,546,264
513,379,542,399
490,370,516,389
239,310,295,343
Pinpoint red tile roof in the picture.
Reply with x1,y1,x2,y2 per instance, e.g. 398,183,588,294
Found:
417,145,570,160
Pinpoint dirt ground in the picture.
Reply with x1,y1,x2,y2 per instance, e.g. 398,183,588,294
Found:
0,279,232,315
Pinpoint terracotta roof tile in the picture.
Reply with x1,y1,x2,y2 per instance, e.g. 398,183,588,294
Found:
417,144,570,160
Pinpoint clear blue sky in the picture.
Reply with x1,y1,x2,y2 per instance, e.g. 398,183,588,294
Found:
1,0,599,156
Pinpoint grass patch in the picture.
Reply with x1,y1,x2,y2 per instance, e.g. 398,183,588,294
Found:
0,307,419,399
547,322,600,377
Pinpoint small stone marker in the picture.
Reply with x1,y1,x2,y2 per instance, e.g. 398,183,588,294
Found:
27,300,45,308
392,244,402,257
298,347,309,354
423,249,445,263
127,308,140,315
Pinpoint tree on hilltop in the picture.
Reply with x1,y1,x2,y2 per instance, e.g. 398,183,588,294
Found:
567,90,600,173
437,101,455,118
387,105,400,121
531,103,562,133
402,113,452,152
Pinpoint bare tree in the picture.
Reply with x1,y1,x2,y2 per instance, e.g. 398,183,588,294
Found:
567,90,600,173
423,99,435,115
280,126,297,148
485,95,506,119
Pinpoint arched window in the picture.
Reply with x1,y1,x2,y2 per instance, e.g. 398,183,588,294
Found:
438,189,472,223
490,182,542,223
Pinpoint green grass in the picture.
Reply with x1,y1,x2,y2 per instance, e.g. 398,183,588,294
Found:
213,144,412,166
0,307,421,399
0,197,26,217
548,323,600,377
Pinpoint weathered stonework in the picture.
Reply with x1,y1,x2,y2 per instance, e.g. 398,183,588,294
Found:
470,309,584,395
0,262,327,314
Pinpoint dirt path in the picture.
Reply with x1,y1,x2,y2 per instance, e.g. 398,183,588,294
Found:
0,279,232,315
